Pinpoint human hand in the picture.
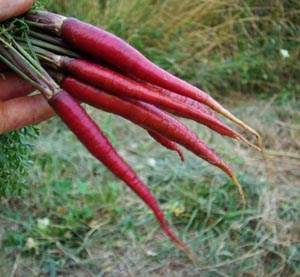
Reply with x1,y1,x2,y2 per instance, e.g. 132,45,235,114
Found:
0,0,54,134
0,0,35,22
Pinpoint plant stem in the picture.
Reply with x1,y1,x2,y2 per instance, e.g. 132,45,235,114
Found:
16,36,80,58
0,35,59,98
1,36,49,88
29,30,66,47
0,50,43,91
18,43,62,69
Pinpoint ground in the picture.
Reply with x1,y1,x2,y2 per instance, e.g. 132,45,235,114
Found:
0,94,299,276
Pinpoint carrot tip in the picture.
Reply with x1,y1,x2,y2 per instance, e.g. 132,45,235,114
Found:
257,135,265,155
231,174,246,207
161,224,198,264
176,149,185,162
174,240,199,265
237,135,262,152
217,105,260,141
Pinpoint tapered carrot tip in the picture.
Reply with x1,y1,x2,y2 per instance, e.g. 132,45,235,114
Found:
162,224,198,264
231,174,246,207
175,240,199,265
216,104,262,148
257,135,263,149
239,130,266,171
176,149,185,162
237,135,262,152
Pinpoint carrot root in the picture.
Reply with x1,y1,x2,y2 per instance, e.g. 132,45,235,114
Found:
27,10,261,145
49,89,195,260
148,130,185,161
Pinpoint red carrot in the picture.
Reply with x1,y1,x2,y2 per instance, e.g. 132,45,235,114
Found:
141,82,260,150
48,90,194,259
0,72,34,101
56,57,240,139
61,77,245,203
26,11,260,142
141,81,216,117
0,31,196,261
59,75,184,162
141,102,246,204
148,130,185,161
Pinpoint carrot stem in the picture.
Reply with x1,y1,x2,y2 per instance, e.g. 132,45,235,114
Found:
29,30,66,47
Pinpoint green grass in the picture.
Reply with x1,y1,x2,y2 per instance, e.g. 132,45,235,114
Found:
0,0,299,276
1,101,299,275
0,127,38,196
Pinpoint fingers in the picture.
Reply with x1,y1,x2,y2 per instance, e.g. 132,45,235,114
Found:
0,94,54,134
0,0,34,22
0,1,53,133
0,72,34,101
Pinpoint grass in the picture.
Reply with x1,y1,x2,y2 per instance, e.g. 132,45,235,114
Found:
0,0,299,276
47,0,299,98
0,128,38,196
1,97,299,276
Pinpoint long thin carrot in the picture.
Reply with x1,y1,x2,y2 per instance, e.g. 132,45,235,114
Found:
49,90,194,260
141,81,216,117
57,57,241,139
140,102,246,204
61,77,245,203
148,130,185,161
26,11,260,142
141,82,260,151
0,33,196,262
63,58,259,150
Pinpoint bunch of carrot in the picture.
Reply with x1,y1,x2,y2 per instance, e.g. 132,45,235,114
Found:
0,10,261,261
